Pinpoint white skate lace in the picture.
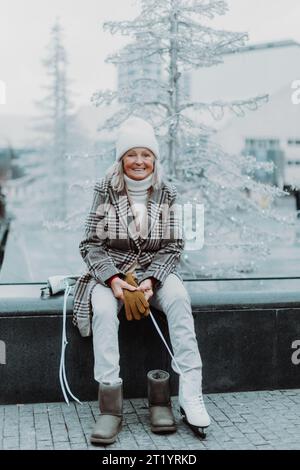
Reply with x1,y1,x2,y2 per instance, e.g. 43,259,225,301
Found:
149,310,183,375
185,394,206,410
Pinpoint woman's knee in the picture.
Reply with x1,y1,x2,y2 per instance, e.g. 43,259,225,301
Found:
91,284,119,319
161,274,191,305
159,290,192,319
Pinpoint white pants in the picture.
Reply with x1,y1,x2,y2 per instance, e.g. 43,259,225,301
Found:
91,272,203,387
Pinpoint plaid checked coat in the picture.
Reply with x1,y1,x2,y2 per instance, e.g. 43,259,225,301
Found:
73,174,184,337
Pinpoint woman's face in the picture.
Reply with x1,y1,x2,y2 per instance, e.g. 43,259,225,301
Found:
122,147,155,180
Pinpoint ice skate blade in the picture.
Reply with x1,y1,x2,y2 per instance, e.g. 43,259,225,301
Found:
180,406,208,440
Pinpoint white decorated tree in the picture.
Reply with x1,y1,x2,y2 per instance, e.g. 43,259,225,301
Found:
89,0,295,278
30,18,75,223
3,19,84,281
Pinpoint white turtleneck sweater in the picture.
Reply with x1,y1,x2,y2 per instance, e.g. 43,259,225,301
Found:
124,172,153,271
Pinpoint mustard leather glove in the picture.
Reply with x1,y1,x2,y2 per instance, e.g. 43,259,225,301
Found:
123,272,150,321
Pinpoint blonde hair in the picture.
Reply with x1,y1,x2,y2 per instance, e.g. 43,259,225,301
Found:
105,154,164,192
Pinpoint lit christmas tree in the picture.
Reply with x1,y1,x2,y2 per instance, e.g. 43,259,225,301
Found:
90,0,294,277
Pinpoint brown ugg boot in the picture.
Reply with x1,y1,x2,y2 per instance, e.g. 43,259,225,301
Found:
90,380,123,445
147,370,177,433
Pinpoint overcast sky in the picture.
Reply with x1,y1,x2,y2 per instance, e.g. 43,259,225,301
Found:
1,0,300,116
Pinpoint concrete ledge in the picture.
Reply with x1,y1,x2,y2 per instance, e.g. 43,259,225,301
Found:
0,281,300,404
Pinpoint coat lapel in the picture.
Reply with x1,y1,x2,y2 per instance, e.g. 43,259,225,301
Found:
108,185,140,244
146,186,164,239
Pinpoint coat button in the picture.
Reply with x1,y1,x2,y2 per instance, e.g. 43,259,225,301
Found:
104,224,108,231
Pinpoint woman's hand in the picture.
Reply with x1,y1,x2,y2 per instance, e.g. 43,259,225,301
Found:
110,277,137,301
136,278,154,302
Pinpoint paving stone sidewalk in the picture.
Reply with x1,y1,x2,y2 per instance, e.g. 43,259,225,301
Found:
1,389,300,450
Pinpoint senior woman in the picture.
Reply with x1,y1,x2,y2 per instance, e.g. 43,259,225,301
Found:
73,116,210,445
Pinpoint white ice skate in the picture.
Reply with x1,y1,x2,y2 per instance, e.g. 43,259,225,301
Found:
179,377,211,438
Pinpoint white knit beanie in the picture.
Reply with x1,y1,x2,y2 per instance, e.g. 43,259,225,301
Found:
115,116,160,161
